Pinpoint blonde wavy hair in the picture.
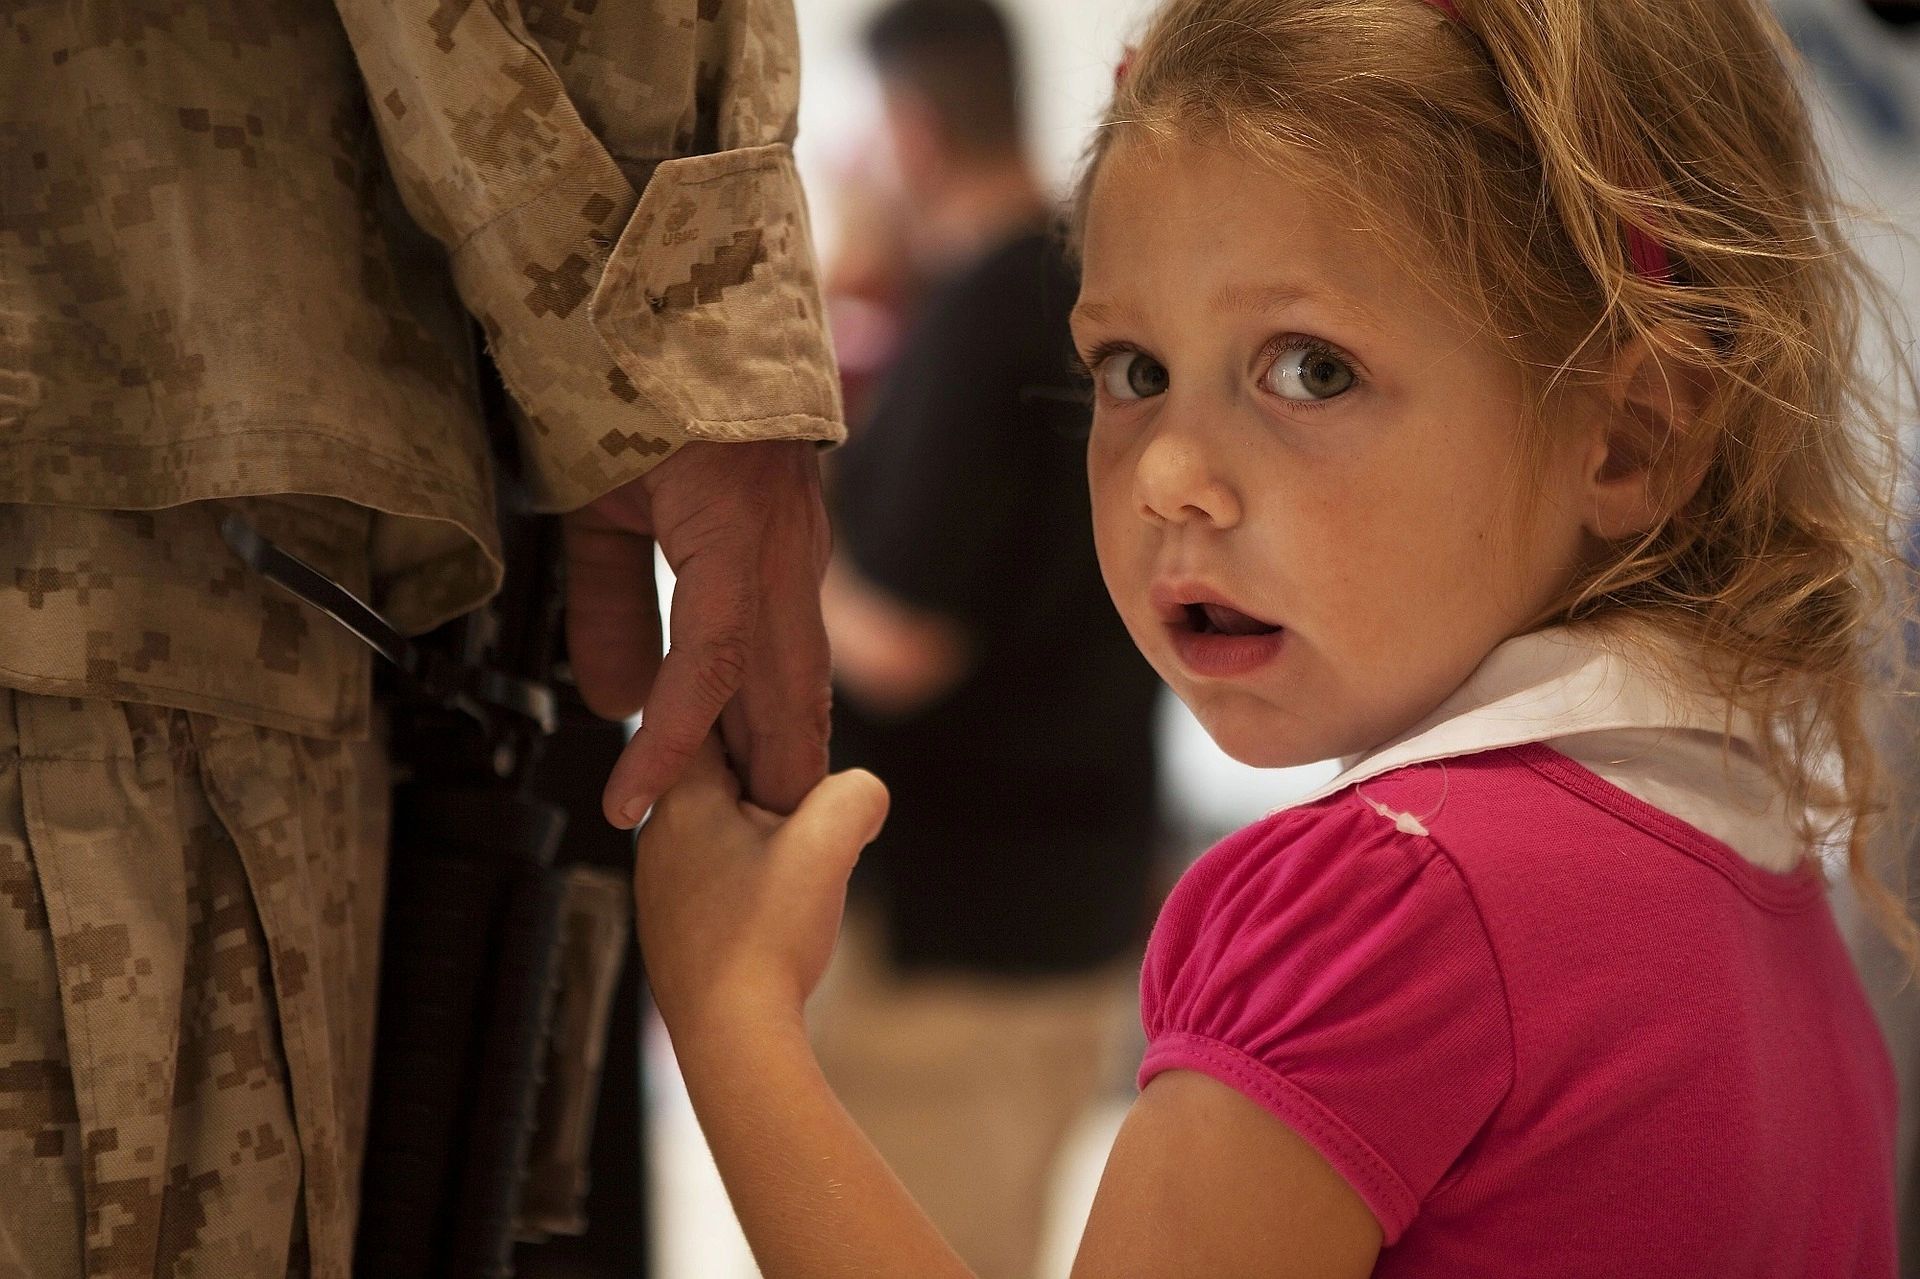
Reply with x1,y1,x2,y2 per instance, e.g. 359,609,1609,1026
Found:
1072,0,1920,965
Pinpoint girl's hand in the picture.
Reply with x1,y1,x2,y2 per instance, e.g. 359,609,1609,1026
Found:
633,737,889,1038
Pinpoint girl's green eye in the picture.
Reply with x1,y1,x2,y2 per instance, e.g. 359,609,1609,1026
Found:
1098,351,1170,401
1264,344,1356,402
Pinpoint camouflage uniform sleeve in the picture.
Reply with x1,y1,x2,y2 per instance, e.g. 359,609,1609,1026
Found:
332,0,843,513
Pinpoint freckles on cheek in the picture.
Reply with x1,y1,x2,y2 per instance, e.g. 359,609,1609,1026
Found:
1288,481,1398,582
1089,508,1140,607
1085,450,1120,517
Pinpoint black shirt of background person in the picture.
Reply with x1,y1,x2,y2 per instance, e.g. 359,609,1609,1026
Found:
831,230,1164,977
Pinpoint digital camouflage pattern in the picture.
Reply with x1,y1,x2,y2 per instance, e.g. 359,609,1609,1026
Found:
1,0,844,735
0,688,389,1279
0,501,376,740
0,1,844,1274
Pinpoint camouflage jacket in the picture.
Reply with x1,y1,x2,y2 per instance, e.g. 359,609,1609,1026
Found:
0,0,844,738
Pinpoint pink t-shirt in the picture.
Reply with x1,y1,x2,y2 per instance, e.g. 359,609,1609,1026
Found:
1139,744,1896,1276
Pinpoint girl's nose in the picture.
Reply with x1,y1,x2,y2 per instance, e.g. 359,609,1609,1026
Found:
1133,422,1242,530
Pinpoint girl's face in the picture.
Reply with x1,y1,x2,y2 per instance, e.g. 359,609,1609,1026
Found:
1076,136,1602,767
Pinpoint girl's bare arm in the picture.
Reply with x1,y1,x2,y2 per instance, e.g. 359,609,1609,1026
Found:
636,742,1381,1278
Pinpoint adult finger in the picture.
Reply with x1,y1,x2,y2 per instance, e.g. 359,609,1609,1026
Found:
602,535,760,827
720,541,833,815
562,510,662,721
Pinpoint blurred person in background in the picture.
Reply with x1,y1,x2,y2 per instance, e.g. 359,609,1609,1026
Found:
821,148,931,428
811,1,1165,1275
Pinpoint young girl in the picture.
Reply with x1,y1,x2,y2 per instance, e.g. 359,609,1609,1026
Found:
631,0,1913,1273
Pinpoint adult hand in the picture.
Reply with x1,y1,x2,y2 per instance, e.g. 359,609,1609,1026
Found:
563,439,833,826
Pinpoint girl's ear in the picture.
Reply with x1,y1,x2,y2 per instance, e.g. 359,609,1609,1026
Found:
1581,332,1714,541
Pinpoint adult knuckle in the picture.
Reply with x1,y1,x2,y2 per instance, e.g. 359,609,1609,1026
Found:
655,722,711,770
693,635,752,704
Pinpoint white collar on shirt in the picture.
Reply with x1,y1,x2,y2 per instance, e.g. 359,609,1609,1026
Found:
1285,626,1807,872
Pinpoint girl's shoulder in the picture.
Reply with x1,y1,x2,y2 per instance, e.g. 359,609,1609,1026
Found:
1138,745,1862,1248
1139,757,1520,1243
1150,748,1521,962
1186,741,1827,923
1146,762,1495,1008
1144,742,1829,1054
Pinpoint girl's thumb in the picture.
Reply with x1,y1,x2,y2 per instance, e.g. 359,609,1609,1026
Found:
775,768,890,870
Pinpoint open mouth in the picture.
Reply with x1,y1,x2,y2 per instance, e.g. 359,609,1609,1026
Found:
1156,588,1288,677
1182,601,1283,638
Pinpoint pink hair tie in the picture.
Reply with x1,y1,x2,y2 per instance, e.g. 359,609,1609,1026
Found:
1418,0,1675,282
1624,225,1674,282
1115,43,1137,88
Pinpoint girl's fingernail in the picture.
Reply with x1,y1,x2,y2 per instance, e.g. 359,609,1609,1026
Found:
621,798,652,829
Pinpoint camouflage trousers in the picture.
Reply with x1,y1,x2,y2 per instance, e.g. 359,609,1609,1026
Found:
0,690,387,1279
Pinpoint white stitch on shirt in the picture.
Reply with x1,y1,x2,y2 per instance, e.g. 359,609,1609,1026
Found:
1354,760,1450,837
1363,797,1431,836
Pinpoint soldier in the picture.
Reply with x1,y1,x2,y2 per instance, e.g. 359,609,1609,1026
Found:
0,3,842,1276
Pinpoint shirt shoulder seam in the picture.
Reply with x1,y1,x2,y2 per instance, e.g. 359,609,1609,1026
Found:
1509,743,1825,912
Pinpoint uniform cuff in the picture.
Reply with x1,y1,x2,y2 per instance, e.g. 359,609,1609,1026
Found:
448,139,843,513
589,144,845,453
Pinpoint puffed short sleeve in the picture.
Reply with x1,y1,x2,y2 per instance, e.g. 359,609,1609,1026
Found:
1139,798,1514,1244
